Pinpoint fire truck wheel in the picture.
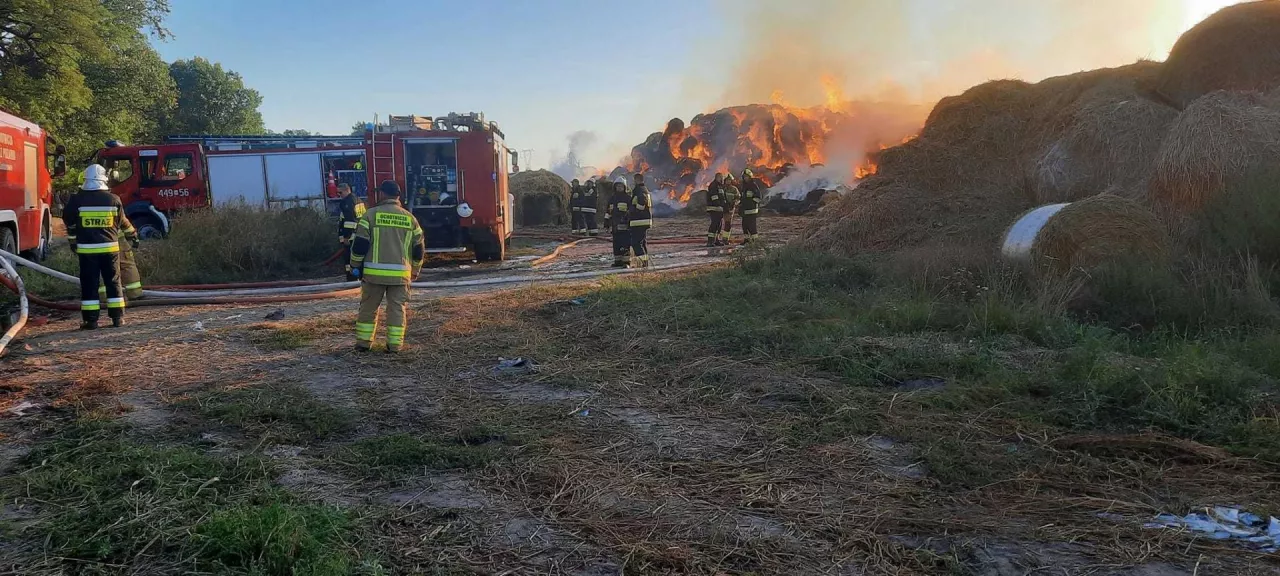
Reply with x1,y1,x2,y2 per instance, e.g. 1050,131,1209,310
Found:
133,215,166,240
0,227,15,256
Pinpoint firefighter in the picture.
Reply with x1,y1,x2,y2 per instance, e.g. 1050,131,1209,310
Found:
706,173,726,247
336,183,366,277
569,178,584,235
98,237,142,303
582,177,599,236
606,177,631,267
349,180,426,353
721,172,741,244
739,168,764,244
628,173,653,268
63,164,137,330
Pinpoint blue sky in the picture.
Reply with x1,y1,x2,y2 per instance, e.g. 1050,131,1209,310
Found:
155,0,721,170
154,0,1233,171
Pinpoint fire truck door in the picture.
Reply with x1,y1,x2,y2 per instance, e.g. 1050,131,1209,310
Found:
23,143,38,209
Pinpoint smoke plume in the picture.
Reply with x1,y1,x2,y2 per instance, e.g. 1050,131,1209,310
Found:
550,130,600,182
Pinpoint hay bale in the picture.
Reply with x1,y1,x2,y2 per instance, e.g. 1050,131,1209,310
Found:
1031,81,1178,204
682,189,708,216
1148,91,1280,214
1002,195,1170,273
510,170,570,226
1157,1,1280,109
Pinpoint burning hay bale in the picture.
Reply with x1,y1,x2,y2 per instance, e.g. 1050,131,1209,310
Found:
1031,68,1178,204
1001,195,1170,274
681,190,709,216
1156,0,1280,109
510,170,570,227
1148,91,1280,215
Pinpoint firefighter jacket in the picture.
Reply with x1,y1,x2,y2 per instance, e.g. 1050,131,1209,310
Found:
739,179,763,215
350,198,426,285
628,184,653,228
62,190,137,254
607,187,630,231
338,194,366,239
570,183,583,212
722,183,741,214
706,181,725,213
581,182,598,213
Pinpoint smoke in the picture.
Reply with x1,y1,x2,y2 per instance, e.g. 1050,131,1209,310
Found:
717,0,1232,109
550,130,601,181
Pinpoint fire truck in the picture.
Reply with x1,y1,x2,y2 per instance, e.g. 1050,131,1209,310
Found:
0,110,66,261
93,112,519,260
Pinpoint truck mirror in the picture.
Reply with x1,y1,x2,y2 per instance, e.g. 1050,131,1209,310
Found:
509,149,520,173
53,154,67,178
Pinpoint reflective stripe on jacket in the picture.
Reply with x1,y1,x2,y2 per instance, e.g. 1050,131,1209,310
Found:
62,190,136,254
740,179,763,215
350,199,426,285
628,184,653,228
706,181,724,213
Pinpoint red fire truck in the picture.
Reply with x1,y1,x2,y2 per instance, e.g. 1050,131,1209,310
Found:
0,110,66,260
94,112,518,260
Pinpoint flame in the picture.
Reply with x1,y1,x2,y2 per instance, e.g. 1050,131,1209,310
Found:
617,75,926,203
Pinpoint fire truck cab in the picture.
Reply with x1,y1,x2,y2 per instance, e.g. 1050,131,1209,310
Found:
0,110,66,260
365,113,518,261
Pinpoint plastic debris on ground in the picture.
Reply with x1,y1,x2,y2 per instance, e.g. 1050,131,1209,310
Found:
263,310,285,321
6,401,39,417
493,357,537,375
1145,506,1280,552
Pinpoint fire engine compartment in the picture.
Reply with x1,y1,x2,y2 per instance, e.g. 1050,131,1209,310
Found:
403,140,462,250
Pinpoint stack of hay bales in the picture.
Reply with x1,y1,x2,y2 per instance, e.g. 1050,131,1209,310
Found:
803,0,1280,272
510,170,570,227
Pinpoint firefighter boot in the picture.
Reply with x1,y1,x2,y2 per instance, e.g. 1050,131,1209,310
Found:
80,310,99,331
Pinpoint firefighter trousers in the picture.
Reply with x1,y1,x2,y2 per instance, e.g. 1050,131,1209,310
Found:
582,211,598,235
630,226,650,266
571,208,584,234
742,214,760,243
99,244,142,301
707,212,723,243
79,252,123,323
721,212,736,242
355,282,410,351
612,228,631,266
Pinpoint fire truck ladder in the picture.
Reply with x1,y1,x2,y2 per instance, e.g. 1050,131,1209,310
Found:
371,129,396,196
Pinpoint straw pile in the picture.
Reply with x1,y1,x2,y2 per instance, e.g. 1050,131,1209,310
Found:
1031,69,1178,203
682,190,708,215
1156,1,1280,109
510,170,570,227
1147,91,1280,214
1026,195,1170,273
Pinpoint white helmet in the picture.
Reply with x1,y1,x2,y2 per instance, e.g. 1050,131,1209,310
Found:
81,164,109,191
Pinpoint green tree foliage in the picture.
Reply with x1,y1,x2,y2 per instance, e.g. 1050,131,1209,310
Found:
163,58,265,135
0,0,175,159
350,121,368,136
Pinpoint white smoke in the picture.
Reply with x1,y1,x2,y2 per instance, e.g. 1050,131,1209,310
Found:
768,164,859,200
550,130,600,181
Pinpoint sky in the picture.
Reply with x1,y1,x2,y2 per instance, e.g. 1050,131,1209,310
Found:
153,0,1241,171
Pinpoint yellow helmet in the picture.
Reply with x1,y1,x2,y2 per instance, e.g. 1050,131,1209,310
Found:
742,168,754,178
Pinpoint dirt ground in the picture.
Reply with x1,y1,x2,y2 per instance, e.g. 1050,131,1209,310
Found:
2,215,1278,575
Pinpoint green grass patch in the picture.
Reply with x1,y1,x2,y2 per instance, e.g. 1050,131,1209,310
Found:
184,383,355,443
336,432,501,479
1,419,374,573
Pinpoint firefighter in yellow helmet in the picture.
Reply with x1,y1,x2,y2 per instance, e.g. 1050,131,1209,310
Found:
628,173,653,268
605,177,631,267
336,183,366,276
349,180,426,353
739,168,764,244
64,164,137,329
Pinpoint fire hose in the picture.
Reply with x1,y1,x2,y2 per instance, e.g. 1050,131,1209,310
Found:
0,255,28,356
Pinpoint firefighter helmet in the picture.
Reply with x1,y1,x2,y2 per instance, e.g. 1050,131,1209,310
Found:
742,168,754,178
81,164,110,191
614,177,627,191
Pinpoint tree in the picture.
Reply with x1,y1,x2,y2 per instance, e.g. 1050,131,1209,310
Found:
0,0,173,157
350,121,369,136
163,57,265,135
279,129,312,136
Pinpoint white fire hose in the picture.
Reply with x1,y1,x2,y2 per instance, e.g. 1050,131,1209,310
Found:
0,248,720,300
0,254,29,356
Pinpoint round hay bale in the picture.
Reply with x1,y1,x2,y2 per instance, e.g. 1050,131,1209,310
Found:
1001,195,1170,273
1157,1,1280,109
1148,91,1280,213
682,189,708,215
510,170,570,227
1031,86,1178,204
